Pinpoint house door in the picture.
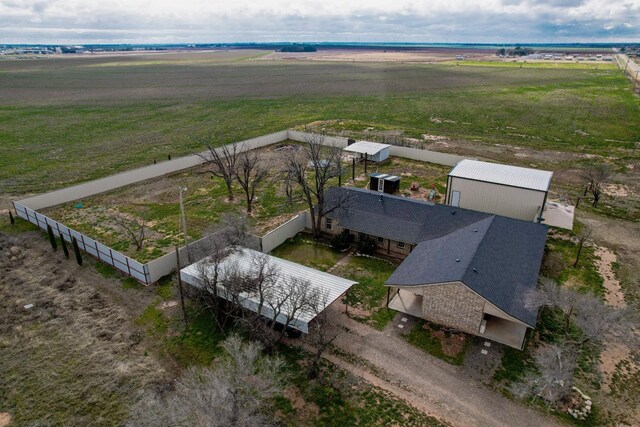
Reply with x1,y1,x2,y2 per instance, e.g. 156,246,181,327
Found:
451,191,461,207
378,178,384,192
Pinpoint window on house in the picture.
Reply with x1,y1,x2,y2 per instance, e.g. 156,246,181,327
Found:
377,236,384,243
359,232,366,241
397,241,405,248
325,218,332,230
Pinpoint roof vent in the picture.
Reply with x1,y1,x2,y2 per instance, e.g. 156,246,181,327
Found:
456,258,460,262
474,229,478,232
451,211,456,215
473,268,478,273
379,194,383,202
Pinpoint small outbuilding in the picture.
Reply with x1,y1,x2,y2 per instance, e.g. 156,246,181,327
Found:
343,141,391,163
445,160,553,222
369,173,400,194
180,248,357,333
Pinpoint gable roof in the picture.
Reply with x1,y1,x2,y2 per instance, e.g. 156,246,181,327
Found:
449,159,553,192
324,186,547,326
385,215,547,326
324,186,492,244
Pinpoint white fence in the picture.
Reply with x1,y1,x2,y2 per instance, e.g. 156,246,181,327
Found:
261,213,307,253
13,202,150,283
18,130,290,211
13,128,472,284
287,130,470,166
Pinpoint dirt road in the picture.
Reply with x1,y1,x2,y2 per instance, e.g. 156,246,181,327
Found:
326,307,562,427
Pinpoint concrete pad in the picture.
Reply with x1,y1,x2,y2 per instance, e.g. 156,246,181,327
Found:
481,349,488,355
484,341,491,347
542,200,574,230
401,317,408,322
397,324,404,329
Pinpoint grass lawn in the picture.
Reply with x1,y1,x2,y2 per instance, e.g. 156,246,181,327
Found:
270,234,343,271
42,143,313,263
404,320,469,366
332,255,398,329
545,236,605,297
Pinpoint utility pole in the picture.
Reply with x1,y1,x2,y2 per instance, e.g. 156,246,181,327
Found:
178,186,191,262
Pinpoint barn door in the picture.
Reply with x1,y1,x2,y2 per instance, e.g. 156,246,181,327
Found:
451,191,461,207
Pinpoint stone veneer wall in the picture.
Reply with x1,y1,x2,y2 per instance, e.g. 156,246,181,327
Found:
421,282,485,334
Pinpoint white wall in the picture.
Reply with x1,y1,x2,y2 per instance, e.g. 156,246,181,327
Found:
18,130,289,211
448,177,546,222
261,213,307,254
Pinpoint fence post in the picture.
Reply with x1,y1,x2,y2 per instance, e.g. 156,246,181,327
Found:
60,236,70,259
72,237,82,265
9,211,14,225
47,225,57,251
176,246,189,330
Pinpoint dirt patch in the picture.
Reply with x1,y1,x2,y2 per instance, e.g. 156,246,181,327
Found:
283,386,319,419
600,342,632,393
594,246,626,308
0,413,11,427
430,326,466,357
602,183,634,198
0,231,165,424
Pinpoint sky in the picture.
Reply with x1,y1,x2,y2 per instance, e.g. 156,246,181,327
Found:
1,0,639,45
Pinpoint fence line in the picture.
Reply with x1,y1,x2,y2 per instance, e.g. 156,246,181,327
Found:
13,128,472,284
287,130,471,166
13,201,150,283
17,130,290,211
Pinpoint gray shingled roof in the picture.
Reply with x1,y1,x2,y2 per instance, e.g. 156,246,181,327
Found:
325,187,547,326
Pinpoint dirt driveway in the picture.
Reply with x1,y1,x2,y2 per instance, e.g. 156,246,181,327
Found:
324,305,562,427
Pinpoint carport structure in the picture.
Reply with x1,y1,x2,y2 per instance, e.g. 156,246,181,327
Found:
180,248,357,333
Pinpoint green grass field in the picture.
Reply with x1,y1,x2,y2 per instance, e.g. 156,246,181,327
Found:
1,51,638,195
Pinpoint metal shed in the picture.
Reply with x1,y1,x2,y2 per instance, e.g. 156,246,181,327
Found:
180,248,357,333
445,160,553,222
369,173,400,194
343,141,391,163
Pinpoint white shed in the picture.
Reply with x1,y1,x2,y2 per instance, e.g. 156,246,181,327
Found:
180,248,357,333
343,141,391,163
445,160,553,222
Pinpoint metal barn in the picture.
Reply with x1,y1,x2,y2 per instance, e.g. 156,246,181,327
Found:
445,160,553,222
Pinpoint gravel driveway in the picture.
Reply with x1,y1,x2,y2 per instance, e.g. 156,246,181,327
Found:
325,305,563,427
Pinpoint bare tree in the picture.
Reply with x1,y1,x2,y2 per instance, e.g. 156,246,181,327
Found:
510,342,577,406
114,214,146,251
573,227,591,268
283,133,344,239
581,164,611,208
199,142,241,202
127,334,286,427
527,277,638,348
305,292,339,379
235,150,270,214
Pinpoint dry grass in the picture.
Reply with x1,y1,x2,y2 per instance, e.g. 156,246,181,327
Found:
0,232,165,426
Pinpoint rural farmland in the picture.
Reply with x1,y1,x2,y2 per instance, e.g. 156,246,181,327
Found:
2,48,640,426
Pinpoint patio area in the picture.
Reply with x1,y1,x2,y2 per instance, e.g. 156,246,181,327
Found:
478,315,528,350
388,289,423,318
542,200,575,230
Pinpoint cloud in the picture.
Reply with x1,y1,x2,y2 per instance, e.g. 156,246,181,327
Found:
0,0,638,43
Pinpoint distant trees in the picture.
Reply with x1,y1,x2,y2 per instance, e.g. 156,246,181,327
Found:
581,164,611,208
496,46,534,57
280,45,317,52
127,334,286,427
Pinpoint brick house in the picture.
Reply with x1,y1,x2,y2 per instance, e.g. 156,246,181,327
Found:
322,187,548,349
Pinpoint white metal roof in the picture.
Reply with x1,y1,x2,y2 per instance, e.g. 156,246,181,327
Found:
180,248,357,333
343,141,391,156
449,160,552,192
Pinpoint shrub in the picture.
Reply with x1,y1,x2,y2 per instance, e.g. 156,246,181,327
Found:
331,230,354,251
541,251,567,280
357,236,377,255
